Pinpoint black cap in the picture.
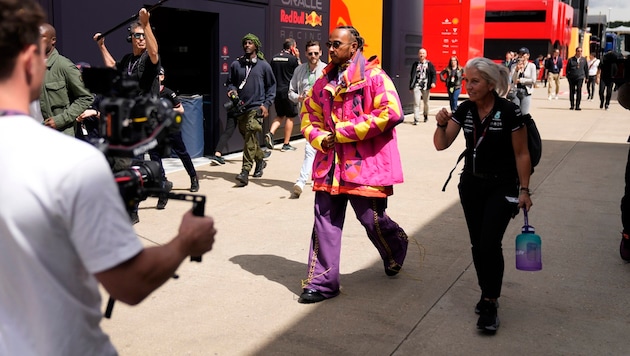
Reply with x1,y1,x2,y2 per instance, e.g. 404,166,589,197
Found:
518,47,530,55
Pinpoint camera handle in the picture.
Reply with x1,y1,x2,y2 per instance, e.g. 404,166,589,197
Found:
167,193,206,262
104,192,206,319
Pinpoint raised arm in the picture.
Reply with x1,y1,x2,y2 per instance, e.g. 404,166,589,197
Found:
93,33,116,68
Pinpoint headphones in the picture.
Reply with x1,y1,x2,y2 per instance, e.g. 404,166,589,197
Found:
126,24,154,43
240,56,258,65
126,26,132,43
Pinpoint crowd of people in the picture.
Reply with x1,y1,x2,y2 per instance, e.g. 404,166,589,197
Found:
3,0,630,353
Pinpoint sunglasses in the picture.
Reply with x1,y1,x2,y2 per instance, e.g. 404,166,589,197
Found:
132,33,146,39
307,51,320,56
325,40,352,49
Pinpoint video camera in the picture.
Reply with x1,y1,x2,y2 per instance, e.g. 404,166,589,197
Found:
83,67,205,319
223,92,246,115
82,67,205,227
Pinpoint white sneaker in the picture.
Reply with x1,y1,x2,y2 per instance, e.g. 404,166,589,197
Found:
554,95,559,100
548,95,552,100
290,184,302,199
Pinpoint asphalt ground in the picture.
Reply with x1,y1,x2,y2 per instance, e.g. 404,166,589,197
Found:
101,79,630,355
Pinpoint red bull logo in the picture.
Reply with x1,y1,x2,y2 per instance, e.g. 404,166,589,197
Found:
280,9,322,27
305,11,323,27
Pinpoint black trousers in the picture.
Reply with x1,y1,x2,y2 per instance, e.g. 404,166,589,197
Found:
149,131,197,178
567,77,584,108
214,114,238,154
459,172,518,299
599,80,614,108
586,75,596,98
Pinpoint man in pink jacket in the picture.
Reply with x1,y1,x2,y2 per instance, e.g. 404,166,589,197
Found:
298,26,408,303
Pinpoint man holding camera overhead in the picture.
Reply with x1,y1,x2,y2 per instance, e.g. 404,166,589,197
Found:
93,8,172,212
225,33,276,187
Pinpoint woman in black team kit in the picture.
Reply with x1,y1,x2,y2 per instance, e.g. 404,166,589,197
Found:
433,57,533,334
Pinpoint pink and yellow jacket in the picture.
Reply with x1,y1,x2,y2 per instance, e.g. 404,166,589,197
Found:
300,52,404,197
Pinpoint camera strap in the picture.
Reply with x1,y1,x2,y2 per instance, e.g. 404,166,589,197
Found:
239,64,253,90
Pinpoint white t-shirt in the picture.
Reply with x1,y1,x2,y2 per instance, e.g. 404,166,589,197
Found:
0,115,143,355
587,58,600,76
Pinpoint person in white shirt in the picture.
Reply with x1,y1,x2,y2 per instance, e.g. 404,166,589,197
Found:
0,1,217,354
288,40,327,199
586,53,600,101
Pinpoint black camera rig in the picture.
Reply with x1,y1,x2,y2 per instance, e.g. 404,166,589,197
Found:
83,66,205,318
223,91,246,115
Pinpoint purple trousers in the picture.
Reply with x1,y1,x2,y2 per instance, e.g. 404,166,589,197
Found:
303,191,409,297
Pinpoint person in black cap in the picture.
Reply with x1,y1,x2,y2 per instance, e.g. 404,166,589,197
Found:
157,66,199,192
509,47,537,115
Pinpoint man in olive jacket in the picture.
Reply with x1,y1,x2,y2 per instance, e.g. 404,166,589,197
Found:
39,23,92,136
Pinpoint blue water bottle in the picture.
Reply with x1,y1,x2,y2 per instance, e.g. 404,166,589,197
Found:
515,208,542,271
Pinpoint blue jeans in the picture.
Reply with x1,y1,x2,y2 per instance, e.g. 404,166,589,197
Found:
448,87,461,112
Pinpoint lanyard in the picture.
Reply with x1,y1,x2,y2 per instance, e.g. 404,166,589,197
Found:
471,109,494,174
127,56,140,76
0,110,28,116
238,65,252,90
473,109,494,150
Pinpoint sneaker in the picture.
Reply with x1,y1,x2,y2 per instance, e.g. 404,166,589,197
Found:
264,132,273,149
290,184,302,199
263,150,272,159
554,95,559,100
475,297,499,314
548,95,552,100
281,144,297,152
620,232,630,262
210,155,225,165
476,299,500,334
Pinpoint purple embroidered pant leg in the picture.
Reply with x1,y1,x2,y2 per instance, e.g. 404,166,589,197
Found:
303,192,348,297
349,195,408,273
303,192,408,297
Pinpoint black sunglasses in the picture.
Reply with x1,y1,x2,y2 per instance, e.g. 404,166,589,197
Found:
132,33,146,39
307,51,320,56
325,40,352,49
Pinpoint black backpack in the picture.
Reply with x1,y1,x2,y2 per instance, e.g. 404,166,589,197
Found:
442,113,542,191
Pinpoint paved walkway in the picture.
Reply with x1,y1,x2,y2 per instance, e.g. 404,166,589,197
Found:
103,80,630,355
